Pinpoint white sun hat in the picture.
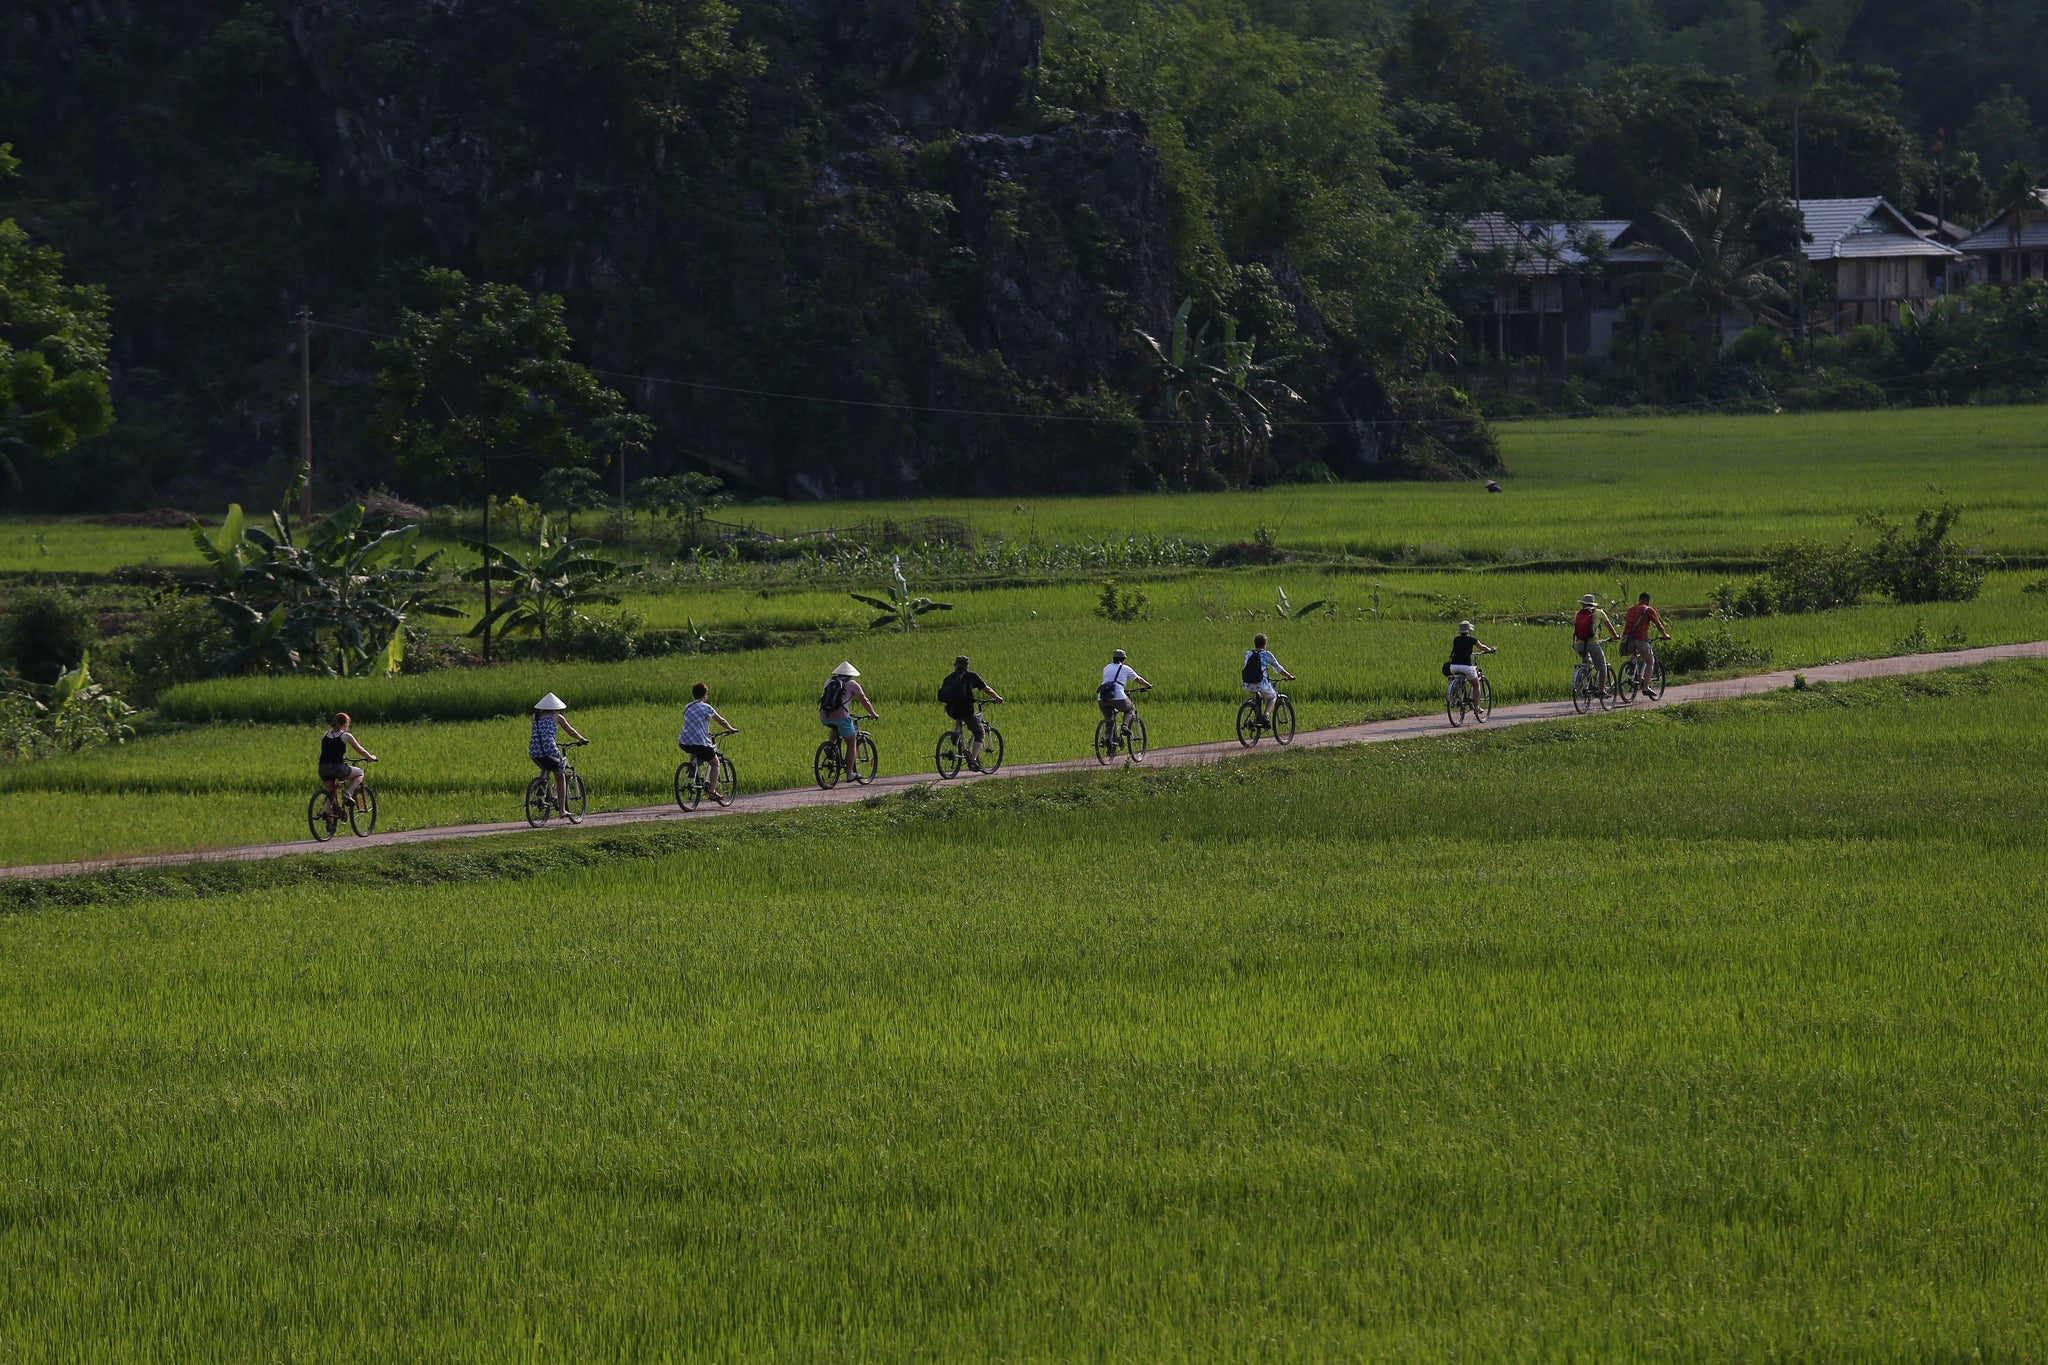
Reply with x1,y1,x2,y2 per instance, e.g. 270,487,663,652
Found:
830,662,861,678
534,693,568,711
1457,620,1474,634
1579,593,1597,606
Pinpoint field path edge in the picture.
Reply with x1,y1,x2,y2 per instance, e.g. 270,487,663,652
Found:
13,642,2046,883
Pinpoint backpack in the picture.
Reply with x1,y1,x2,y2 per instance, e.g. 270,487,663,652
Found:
937,671,968,704
1242,651,1266,685
820,677,848,713
1097,666,1124,701
1574,607,1594,640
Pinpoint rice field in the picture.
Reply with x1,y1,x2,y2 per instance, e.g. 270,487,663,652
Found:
3,664,2045,1356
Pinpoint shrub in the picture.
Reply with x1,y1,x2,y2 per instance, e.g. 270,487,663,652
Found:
1280,460,1337,484
553,610,644,663
1094,580,1149,623
1663,625,1770,674
1756,537,1868,613
1860,503,1984,604
0,586,97,686
123,590,232,704
1723,325,1791,370
1781,369,1885,412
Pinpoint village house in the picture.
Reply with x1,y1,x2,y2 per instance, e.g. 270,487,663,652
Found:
1453,216,1664,365
1955,188,2048,289
1793,197,1962,333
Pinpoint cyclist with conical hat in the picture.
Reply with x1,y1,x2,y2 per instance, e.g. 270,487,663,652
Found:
819,662,878,777
529,692,587,814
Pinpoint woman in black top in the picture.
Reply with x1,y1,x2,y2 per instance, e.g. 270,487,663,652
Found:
318,711,377,819
1446,621,1495,702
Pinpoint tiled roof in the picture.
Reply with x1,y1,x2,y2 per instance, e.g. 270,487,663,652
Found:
1458,217,1656,273
1956,189,2048,253
1795,197,1959,260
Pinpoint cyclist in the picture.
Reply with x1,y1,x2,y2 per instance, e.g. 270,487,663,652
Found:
938,655,1003,772
677,681,739,801
1240,632,1295,726
318,711,377,820
1098,648,1151,750
820,662,878,774
529,693,587,813
1446,620,1495,705
1572,593,1620,697
1620,592,1672,684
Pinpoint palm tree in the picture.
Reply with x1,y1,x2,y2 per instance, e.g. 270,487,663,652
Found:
1993,161,2041,253
1644,186,1793,354
1136,301,1301,488
1773,21,1825,353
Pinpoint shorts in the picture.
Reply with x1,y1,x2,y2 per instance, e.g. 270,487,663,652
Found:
680,743,717,763
823,716,857,739
1243,680,1277,701
532,752,564,774
1626,639,1655,665
945,704,985,740
1098,696,1135,718
318,763,359,784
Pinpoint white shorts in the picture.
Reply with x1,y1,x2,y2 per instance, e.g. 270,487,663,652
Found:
1448,664,1480,681
1243,680,1277,700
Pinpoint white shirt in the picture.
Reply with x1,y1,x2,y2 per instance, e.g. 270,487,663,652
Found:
1100,662,1133,701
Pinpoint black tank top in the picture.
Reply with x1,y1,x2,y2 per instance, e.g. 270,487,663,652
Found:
320,733,347,765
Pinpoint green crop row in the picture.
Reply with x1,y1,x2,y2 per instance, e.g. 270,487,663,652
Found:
2,665,2045,1355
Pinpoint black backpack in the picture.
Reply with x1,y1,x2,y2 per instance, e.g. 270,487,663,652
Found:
1242,651,1266,685
937,671,968,704
820,677,848,712
1097,666,1124,701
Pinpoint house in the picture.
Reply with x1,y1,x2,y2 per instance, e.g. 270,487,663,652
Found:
1955,188,2048,289
1454,216,1664,365
1794,197,1962,332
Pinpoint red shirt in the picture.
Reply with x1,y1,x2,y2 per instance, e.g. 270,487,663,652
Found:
1623,603,1660,640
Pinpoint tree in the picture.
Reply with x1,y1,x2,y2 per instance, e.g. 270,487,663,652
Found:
1644,186,1793,357
0,145,112,497
1992,161,2042,251
1773,22,1826,357
632,471,728,549
374,268,651,660
463,519,631,662
1137,300,1302,488
535,465,605,538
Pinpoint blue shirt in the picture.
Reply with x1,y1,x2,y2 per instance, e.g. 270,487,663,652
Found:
529,713,562,759
679,700,718,748
1244,648,1277,681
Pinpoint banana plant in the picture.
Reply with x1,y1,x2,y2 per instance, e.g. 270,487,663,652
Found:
850,555,953,631
1275,586,1331,620
463,517,634,661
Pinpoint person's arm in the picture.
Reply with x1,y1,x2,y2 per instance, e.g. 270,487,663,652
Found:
1480,642,1498,655
1131,672,1152,690
1273,655,1295,681
345,733,378,762
1654,608,1672,639
857,684,879,718
981,686,1004,703
560,720,588,743
711,708,738,733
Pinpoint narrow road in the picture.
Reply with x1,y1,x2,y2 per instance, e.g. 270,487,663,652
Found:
10,642,2045,882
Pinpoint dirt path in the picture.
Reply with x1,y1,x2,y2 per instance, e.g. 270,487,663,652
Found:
11,642,2045,882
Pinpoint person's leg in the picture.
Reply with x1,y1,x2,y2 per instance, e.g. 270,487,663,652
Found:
345,765,364,802
324,778,341,817
966,715,984,766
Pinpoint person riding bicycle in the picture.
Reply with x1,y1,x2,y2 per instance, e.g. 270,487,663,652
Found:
318,712,376,820
1446,621,1495,704
938,655,1003,772
677,681,738,801
1241,632,1295,726
529,693,587,813
1098,648,1151,750
1620,592,1672,683
1572,594,1620,697
820,662,878,774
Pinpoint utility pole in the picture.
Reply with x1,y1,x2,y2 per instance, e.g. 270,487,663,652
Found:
297,307,314,522
1935,130,1948,297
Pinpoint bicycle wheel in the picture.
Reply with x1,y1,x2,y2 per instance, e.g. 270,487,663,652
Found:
1235,699,1260,747
935,730,965,780
348,785,378,836
978,726,1004,775
677,760,704,811
1446,681,1467,727
1596,664,1614,711
308,791,338,842
1094,717,1115,765
713,755,738,807
1272,696,1296,745
563,770,587,823
1474,675,1493,721
1615,661,1639,704
1124,714,1148,763
1643,660,1666,701
814,739,840,790
851,734,879,785
1571,664,1592,714
525,776,551,827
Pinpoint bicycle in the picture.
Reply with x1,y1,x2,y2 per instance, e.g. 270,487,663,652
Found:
307,771,378,841
1613,647,1667,704
1569,648,1614,715
525,740,589,827
1094,704,1149,765
1235,691,1296,746
1446,668,1493,727
674,738,739,811
935,702,1003,779
815,723,879,790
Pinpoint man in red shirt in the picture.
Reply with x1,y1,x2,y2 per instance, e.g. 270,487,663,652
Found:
1621,592,1672,683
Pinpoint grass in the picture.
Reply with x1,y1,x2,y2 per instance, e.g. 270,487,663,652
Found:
3,665,2046,1355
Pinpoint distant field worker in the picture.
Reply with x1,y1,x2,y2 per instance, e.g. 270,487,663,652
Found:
819,662,878,776
318,712,376,821
1621,592,1672,679
1572,594,1620,697
529,693,587,813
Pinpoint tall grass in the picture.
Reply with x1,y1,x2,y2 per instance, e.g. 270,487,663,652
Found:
1,666,2045,1355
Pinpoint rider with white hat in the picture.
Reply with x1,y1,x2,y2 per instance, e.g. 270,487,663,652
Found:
1571,594,1620,698
818,662,879,776
529,692,588,813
